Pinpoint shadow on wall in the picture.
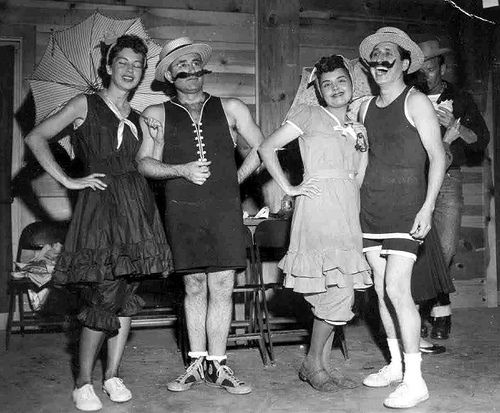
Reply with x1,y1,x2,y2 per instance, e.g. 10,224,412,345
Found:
13,91,80,222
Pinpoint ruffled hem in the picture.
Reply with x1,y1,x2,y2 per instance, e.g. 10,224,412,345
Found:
53,239,173,284
279,248,372,293
77,306,120,333
119,294,145,317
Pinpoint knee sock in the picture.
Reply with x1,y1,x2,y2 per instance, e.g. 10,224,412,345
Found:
403,352,423,383
387,338,402,369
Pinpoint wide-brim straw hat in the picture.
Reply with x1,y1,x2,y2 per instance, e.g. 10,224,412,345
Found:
418,39,452,61
155,36,212,81
359,26,424,74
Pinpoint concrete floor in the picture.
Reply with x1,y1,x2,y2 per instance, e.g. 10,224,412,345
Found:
1,307,499,413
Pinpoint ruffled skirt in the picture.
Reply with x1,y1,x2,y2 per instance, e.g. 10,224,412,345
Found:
53,171,173,284
279,177,372,295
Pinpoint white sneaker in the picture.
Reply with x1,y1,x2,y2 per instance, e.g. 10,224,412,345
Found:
103,377,132,402
72,384,102,411
383,379,429,409
362,364,403,388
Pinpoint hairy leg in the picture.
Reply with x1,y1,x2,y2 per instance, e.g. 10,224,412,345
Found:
365,251,397,339
184,272,208,352
206,270,234,356
76,327,106,388
105,316,131,380
385,255,419,354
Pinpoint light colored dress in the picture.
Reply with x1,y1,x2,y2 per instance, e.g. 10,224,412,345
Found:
279,105,372,322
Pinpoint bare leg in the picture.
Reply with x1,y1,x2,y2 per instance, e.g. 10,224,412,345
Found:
76,327,106,388
305,318,334,372
206,270,234,356
365,251,398,340
105,316,131,380
384,255,419,354
184,272,208,352
320,327,335,370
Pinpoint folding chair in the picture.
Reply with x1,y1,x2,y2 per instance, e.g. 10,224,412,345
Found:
228,226,269,366
6,221,69,350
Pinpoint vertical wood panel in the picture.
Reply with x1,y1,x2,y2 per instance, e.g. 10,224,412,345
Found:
257,0,299,137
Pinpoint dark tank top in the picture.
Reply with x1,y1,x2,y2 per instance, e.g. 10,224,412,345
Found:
360,86,427,234
161,95,246,272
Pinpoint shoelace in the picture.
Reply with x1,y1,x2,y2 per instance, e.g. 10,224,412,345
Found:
389,382,409,397
216,365,244,385
81,385,97,400
107,378,126,391
176,359,204,381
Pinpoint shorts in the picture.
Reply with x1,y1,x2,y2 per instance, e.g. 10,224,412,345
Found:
363,233,420,261
303,277,355,324
77,278,144,334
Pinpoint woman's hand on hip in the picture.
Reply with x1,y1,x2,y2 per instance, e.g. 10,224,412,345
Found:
289,177,321,199
64,173,107,191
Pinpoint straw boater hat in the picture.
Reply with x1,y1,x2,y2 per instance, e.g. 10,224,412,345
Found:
359,27,424,74
418,39,452,61
154,36,212,81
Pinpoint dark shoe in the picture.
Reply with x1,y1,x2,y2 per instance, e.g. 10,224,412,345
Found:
420,324,428,338
167,357,205,392
204,360,252,395
430,316,451,340
298,363,338,392
420,343,446,354
328,367,359,389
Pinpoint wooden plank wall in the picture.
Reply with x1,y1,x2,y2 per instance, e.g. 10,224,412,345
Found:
2,0,494,306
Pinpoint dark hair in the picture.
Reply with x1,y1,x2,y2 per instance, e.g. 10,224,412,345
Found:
98,34,148,88
314,55,351,83
396,46,412,73
313,55,351,106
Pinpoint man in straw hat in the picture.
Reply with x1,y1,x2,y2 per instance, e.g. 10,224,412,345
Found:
417,38,490,341
357,27,446,408
137,37,264,395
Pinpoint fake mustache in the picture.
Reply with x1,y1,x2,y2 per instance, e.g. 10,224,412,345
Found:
172,69,212,81
367,60,396,69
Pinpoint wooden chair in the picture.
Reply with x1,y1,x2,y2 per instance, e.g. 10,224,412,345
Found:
252,219,349,364
6,221,69,350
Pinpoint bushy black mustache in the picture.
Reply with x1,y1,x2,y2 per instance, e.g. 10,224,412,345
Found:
367,60,396,69
172,69,212,80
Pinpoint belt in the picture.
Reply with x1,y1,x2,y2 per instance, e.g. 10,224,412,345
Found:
304,169,356,180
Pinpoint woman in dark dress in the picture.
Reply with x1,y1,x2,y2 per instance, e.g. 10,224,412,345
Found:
25,35,172,412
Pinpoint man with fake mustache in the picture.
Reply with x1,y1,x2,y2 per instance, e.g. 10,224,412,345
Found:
416,39,490,342
136,37,264,395
357,27,446,408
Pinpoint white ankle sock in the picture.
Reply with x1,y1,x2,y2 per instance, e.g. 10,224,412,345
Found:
188,351,208,359
387,338,402,368
403,352,423,382
206,354,227,362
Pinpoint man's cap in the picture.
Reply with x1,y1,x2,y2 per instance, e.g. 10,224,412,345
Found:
155,36,212,81
359,26,424,74
418,39,452,61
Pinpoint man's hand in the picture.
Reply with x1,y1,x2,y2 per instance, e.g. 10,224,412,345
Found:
409,205,433,240
182,160,212,185
443,118,461,144
436,107,456,129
